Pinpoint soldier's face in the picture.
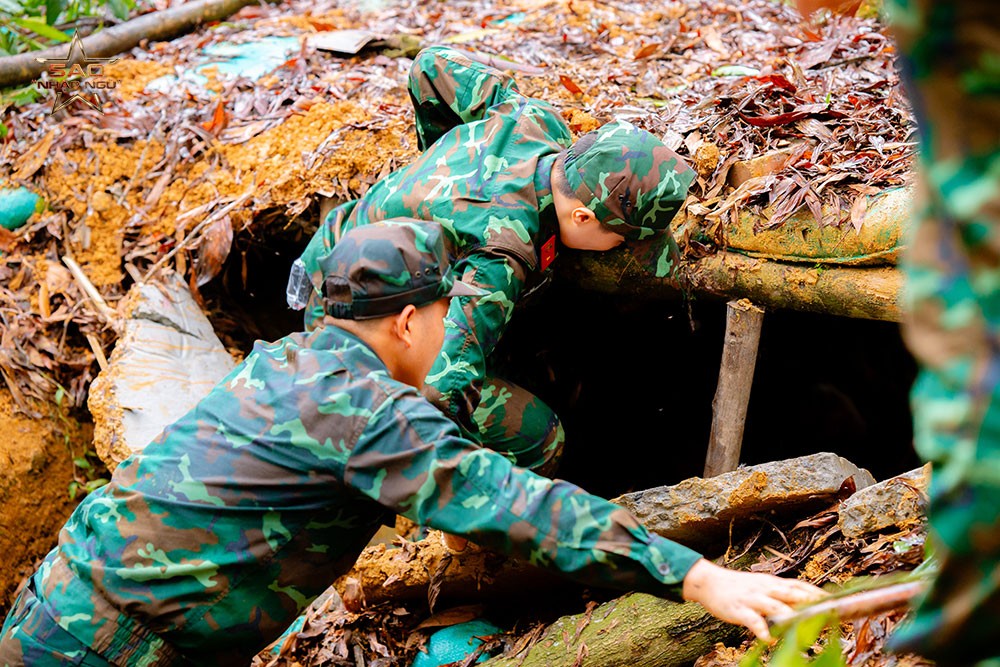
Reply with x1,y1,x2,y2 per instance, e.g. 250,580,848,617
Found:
558,211,626,251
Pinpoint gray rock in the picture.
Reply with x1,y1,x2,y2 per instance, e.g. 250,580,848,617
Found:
613,453,876,550
838,465,930,538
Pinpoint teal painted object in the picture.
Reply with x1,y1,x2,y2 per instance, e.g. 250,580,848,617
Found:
411,619,502,667
267,614,307,656
0,187,41,231
146,36,301,93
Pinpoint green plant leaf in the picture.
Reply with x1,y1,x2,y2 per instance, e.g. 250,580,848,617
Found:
73,456,93,470
4,83,44,107
0,0,23,13
0,121,8,139
9,16,70,42
106,0,128,20
44,0,65,24
84,478,108,492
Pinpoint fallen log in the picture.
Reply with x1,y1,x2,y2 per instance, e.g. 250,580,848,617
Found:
560,250,902,322
559,187,907,322
0,0,273,88
482,593,744,667
333,535,560,611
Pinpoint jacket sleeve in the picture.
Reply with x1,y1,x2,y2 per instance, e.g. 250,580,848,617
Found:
344,386,703,597
422,249,524,435
407,45,522,151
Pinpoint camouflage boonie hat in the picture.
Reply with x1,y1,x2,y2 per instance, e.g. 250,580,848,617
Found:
319,219,484,320
563,119,695,241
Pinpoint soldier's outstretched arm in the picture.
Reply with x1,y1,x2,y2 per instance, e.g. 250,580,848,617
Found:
344,385,824,636
347,383,700,593
407,45,522,150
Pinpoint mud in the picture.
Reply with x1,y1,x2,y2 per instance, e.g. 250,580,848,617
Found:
0,389,90,613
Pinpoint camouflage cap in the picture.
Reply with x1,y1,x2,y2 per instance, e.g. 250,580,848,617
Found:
563,119,695,240
319,219,484,320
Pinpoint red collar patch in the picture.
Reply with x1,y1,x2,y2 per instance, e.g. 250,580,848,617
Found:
540,235,557,271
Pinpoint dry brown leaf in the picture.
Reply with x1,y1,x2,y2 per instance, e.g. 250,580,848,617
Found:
12,130,56,180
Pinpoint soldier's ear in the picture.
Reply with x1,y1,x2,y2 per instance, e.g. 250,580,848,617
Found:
395,304,418,348
571,206,598,228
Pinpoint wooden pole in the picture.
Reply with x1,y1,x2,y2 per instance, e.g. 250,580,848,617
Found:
704,299,764,477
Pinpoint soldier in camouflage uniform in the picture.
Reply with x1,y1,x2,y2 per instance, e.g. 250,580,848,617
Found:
885,1,1000,664
286,45,696,476
796,0,1000,664
1,220,821,666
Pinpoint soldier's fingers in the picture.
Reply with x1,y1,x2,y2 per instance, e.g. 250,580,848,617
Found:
736,608,773,643
770,580,825,603
752,595,795,620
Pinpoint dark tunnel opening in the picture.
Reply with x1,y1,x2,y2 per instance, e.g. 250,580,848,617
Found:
202,217,921,499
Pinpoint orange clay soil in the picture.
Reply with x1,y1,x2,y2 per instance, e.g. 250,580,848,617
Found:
104,59,175,101
36,99,414,287
0,389,91,614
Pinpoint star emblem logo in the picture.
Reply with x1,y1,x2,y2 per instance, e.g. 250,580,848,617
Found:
35,31,119,114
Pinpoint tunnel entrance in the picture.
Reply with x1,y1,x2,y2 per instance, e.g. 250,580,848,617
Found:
201,216,920,496
494,279,920,497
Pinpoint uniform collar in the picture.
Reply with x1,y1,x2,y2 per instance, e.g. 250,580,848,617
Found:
316,323,389,370
534,153,560,270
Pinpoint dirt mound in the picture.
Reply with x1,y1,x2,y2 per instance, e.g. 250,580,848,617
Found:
0,389,92,614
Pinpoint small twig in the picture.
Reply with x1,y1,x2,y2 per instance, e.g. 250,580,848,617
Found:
86,333,109,372
142,190,252,282
117,114,166,206
770,580,926,629
62,255,119,331
124,262,144,284
815,54,877,70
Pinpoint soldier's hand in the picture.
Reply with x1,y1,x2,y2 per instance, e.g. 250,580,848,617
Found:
681,559,826,642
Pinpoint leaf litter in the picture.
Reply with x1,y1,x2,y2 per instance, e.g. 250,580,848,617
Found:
0,0,920,661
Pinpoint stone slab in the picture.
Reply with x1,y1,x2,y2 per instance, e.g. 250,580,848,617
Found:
838,464,930,538
613,452,876,549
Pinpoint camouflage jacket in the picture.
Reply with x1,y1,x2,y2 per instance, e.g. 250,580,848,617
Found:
41,325,702,664
291,45,573,433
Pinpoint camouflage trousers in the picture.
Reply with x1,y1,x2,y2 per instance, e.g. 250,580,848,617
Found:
888,0,1000,663
469,377,564,477
0,577,111,666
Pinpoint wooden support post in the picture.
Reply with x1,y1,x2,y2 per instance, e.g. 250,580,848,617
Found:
704,299,764,477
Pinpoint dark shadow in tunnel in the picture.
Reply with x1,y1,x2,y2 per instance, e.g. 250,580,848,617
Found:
202,217,921,497
492,277,921,498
